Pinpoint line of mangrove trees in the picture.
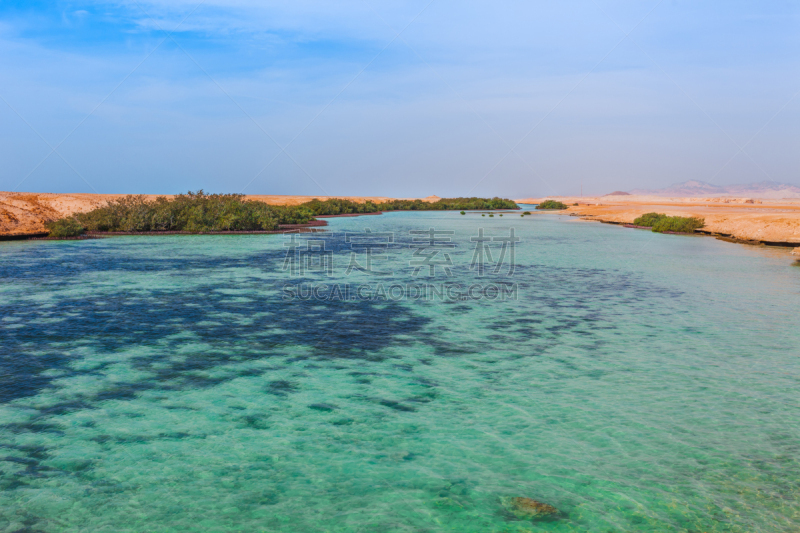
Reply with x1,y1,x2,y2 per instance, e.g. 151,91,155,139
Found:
45,192,519,237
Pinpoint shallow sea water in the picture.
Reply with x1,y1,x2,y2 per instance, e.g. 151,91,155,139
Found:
1,209,799,532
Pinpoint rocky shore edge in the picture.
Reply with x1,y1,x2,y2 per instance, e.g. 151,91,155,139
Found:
596,217,800,248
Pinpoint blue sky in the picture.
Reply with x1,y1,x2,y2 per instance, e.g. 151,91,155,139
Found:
1,1,798,197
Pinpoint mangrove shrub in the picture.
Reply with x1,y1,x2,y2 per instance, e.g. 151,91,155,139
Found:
536,200,568,210
633,212,704,233
45,217,85,238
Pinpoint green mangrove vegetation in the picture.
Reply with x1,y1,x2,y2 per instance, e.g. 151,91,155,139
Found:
73,192,295,233
45,217,85,238
632,212,705,233
536,200,568,210
632,213,666,227
300,196,516,216
47,192,518,236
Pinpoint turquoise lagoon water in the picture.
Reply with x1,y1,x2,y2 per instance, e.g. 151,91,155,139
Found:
1,209,799,532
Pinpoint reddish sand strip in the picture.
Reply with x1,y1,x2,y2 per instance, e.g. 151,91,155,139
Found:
315,212,384,218
82,222,327,236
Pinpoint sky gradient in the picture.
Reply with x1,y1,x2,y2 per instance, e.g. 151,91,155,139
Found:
1,1,798,197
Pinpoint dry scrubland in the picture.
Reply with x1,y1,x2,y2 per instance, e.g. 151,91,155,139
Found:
517,195,800,245
0,192,439,236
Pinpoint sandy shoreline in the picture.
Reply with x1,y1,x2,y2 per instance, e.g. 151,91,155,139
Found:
516,195,800,246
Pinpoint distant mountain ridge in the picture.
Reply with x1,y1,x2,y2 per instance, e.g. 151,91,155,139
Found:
629,180,800,199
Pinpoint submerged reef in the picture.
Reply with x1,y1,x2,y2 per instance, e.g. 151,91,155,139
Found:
502,496,561,520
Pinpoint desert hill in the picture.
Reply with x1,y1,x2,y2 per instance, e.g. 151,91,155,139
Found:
630,180,800,199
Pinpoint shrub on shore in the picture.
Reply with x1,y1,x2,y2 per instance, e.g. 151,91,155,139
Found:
536,200,568,210
76,192,286,232
633,212,704,233
652,216,704,233
53,192,519,234
632,213,666,227
45,217,85,238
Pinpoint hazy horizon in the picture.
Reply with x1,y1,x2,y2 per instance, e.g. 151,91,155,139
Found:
1,1,798,198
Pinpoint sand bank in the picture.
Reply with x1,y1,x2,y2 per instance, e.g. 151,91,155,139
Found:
516,195,800,245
